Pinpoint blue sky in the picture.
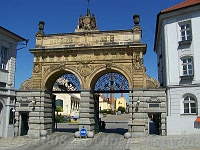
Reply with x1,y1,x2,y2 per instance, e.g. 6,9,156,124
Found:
0,0,184,89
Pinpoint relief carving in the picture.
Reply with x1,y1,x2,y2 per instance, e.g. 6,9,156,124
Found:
42,53,48,61
20,78,32,90
59,63,65,70
106,62,112,69
133,59,142,70
145,75,160,88
79,64,92,77
35,56,40,62
33,63,41,73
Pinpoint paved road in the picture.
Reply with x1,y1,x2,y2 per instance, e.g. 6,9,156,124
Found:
28,131,127,150
1,114,200,150
27,114,129,150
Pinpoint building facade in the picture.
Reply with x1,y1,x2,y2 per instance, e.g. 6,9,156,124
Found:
115,96,127,112
99,93,111,111
0,26,26,138
55,93,80,116
155,0,200,135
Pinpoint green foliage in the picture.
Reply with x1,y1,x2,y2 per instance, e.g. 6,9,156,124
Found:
117,106,125,113
100,109,113,114
55,106,63,112
55,115,64,123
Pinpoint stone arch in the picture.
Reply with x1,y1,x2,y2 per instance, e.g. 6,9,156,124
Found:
42,68,83,91
86,64,133,90
16,17,166,138
182,93,197,100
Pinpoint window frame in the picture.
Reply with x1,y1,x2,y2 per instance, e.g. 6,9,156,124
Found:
180,57,194,77
0,47,8,70
182,95,197,115
178,21,192,45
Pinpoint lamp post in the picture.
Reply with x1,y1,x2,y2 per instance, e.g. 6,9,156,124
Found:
32,97,36,111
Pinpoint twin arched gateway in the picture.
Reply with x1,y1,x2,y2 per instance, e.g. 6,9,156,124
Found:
15,13,166,138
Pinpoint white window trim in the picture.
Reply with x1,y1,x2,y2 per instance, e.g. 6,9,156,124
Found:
178,20,192,42
181,95,197,115
180,56,194,77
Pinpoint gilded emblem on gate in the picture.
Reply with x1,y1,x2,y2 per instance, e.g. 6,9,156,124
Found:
80,65,91,77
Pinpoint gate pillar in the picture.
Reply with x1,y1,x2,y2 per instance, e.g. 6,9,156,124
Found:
126,89,166,138
128,89,148,137
15,90,54,138
79,89,95,133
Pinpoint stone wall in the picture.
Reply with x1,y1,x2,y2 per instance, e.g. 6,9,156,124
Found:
15,90,54,138
128,88,166,137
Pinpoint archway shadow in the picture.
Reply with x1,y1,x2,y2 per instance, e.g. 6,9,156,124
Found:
55,128,79,133
101,128,128,135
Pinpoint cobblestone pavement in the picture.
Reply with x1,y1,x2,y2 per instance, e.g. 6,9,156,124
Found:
0,135,40,150
126,134,200,150
1,132,200,150
1,114,200,150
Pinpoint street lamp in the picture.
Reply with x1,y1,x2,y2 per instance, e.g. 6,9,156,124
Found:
32,97,36,111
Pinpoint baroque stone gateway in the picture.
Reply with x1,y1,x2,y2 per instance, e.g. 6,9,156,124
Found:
15,10,166,138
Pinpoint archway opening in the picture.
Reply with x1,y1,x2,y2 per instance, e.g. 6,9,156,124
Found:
92,72,130,135
52,73,81,133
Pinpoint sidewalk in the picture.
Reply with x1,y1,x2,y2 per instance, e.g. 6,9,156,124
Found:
126,134,200,150
0,132,61,150
0,135,40,150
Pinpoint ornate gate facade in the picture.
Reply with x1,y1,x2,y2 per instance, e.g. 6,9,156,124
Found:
15,12,166,138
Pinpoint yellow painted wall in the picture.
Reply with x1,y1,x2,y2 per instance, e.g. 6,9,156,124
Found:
116,97,126,110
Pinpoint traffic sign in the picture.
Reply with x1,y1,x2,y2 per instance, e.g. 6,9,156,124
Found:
80,128,87,137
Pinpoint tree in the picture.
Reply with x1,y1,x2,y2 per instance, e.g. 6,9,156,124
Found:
55,106,63,115
117,106,125,114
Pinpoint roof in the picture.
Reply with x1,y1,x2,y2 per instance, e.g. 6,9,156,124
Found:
162,0,200,13
0,26,26,42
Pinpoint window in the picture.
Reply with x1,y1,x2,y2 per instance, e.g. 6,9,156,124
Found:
182,58,193,76
56,99,63,108
9,108,14,124
180,22,192,41
183,96,197,114
0,47,8,69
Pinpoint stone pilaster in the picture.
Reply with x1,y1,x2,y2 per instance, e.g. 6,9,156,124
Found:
78,89,95,132
132,91,147,137
128,89,134,132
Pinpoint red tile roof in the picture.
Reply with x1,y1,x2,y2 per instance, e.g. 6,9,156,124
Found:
162,0,200,13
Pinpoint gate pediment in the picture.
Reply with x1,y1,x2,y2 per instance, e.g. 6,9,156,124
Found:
22,15,160,91
35,30,144,50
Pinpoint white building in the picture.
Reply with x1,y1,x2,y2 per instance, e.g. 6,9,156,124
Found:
154,0,200,135
55,93,80,116
0,26,26,138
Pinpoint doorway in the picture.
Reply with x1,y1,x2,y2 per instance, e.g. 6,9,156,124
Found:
21,112,29,136
148,113,161,135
